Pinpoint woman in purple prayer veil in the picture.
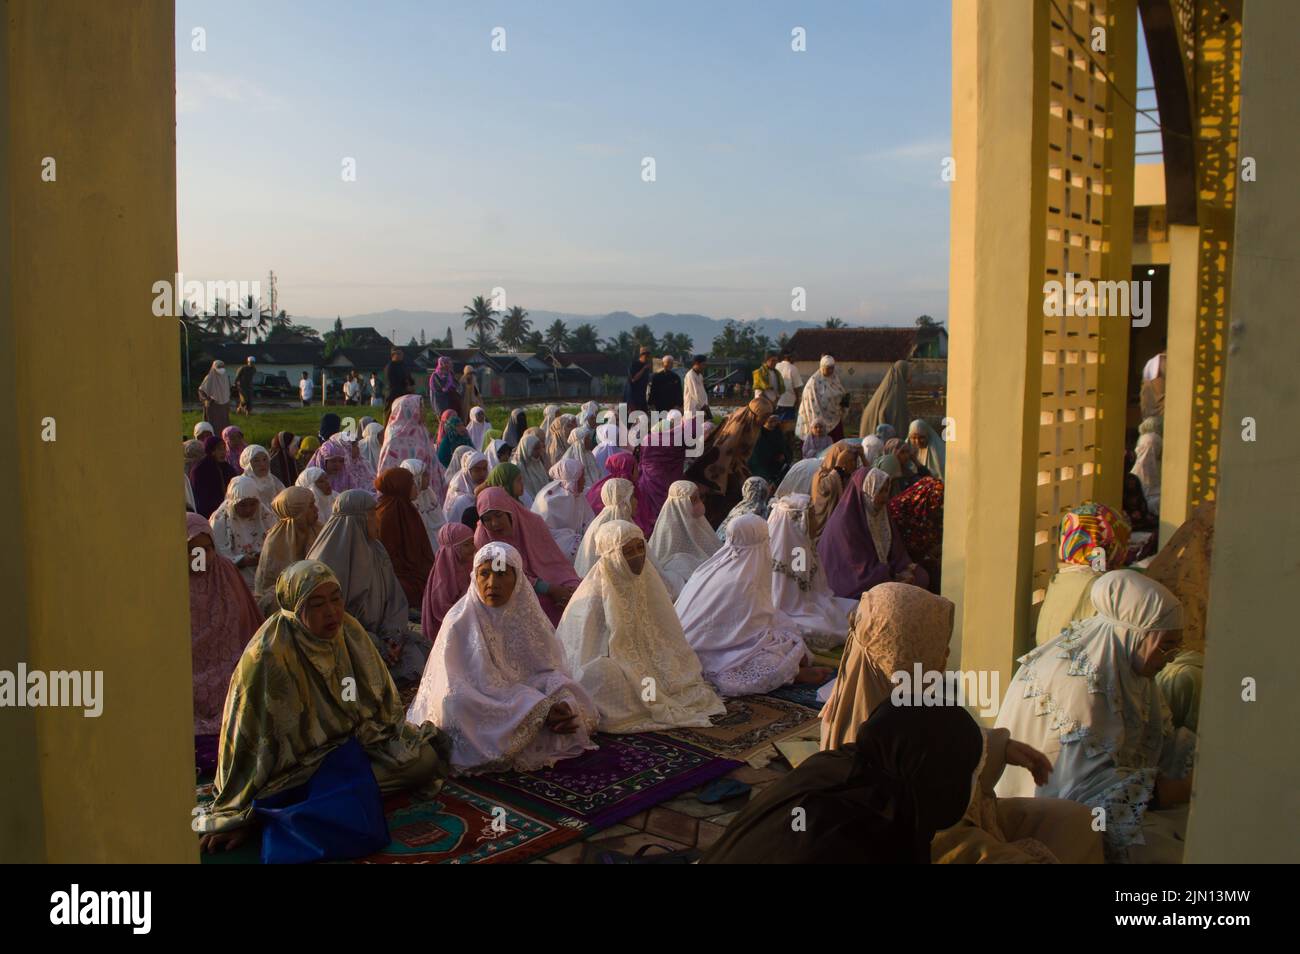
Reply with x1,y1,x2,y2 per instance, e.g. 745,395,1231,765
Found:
816,467,928,600
637,419,687,531
428,357,463,418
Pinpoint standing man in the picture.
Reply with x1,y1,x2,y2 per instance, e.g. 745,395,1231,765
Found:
299,370,314,407
624,345,652,414
234,356,257,416
649,354,683,412
383,347,412,411
752,352,782,406
683,354,711,421
774,349,803,461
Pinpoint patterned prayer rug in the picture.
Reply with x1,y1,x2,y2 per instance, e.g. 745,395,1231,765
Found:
662,695,820,761
461,733,741,831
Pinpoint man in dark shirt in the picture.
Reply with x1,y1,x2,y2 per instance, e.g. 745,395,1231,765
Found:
234,357,257,416
623,346,652,412
648,354,683,412
382,348,412,411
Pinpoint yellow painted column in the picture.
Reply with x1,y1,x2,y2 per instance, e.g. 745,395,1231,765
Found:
1157,223,1201,541
942,0,1049,689
1184,0,1300,863
0,1,197,862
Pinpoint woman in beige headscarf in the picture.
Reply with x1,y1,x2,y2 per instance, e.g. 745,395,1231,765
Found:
822,583,1103,864
253,487,322,615
808,441,864,542
545,413,577,470
460,366,483,415
198,360,233,432
858,359,911,439
684,395,774,522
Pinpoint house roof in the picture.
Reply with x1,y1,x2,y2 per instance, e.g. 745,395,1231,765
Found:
554,352,627,377
787,328,919,363
208,342,324,366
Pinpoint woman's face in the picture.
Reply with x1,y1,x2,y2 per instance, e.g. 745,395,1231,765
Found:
481,509,511,535
689,490,704,519
909,431,928,450
572,473,585,495
530,442,542,460
301,501,319,526
475,561,517,606
324,457,344,477
512,475,525,498
621,537,646,575
454,538,476,564
469,461,489,484
252,453,270,477
234,498,259,520
1132,629,1183,678
188,533,214,575
820,365,833,377
301,581,345,638
871,486,891,510
213,445,227,462
315,476,332,495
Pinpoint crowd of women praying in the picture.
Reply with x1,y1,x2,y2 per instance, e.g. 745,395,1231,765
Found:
183,349,1207,863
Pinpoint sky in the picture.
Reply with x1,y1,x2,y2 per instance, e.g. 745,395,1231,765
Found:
175,2,1152,327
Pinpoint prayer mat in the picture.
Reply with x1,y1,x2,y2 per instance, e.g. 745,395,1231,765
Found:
462,733,741,831
661,695,820,761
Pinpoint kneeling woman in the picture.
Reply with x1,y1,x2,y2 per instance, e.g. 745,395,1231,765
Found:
818,467,927,600
196,560,450,854
556,520,725,733
407,542,599,775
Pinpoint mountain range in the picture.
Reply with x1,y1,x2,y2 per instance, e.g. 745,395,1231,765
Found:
295,309,913,350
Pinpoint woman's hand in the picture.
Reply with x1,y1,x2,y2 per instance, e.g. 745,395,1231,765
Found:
546,701,581,734
1005,740,1053,787
199,828,252,854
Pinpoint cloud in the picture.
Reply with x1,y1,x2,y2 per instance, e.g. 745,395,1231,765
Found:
176,72,288,114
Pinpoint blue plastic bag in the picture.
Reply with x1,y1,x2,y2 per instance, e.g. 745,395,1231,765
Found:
253,737,390,864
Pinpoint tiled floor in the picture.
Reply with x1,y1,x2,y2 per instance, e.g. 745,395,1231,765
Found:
532,723,819,863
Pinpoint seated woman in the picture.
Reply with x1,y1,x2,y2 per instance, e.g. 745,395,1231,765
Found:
563,424,604,487
252,487,321,616
574,477,637,577
638,414,687,524
444,449,486,506
676,514,828,697
211,475,277,589
702,703,983,864
587,451,655,535
374,467,436,609
531,458,595,560
196,560,451,854
466,405,491,450
358,422,385,473
406,542,600,774
511,432,552,500
420,523,476,642
995,570,1195,863
1034,502,1131,646
767,494,856,652
807,440,863,542
474,486,582,625
906,418,946,482
747,413,787,485
801,420,832,460
818,468,928,600
239,444,285,508
888,475,945,593
482,461,533,507
891,441,931,493
821,582,1101,864
592,421,623,473
400,458,446,550
556,520,725,733
716,475,771,542
309,436,375,494
434,412,472,468
295,465,336,523
187,513,263,775
190,434,240,519
306,489,430,684
484,438,510,471
647,480,721,600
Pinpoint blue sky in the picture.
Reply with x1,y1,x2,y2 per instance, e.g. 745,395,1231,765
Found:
175,2,1150,326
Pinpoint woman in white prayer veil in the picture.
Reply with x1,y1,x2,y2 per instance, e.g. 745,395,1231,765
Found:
538,405,561,462
295,466,336,524
406,541,599,774
444,493,476,528
994,570,1195,863
592,421,622,474
562,424,604,487
674,514,819,697
443,445,474,497
358,421,385,473
211,474,277,589
556,520,725,733
512,432,552,500
400,457,445,552
767,494,857,652
574,477,636,577
775,457,821,499
443,450,487,512
484,438,509,470
466,406,491,450
239,444,285,508
531,457,596,559
578,400,600,431
306,489,430,684
646,480,722,600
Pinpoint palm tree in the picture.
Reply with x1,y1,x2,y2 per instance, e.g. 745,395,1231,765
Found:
568,323,602,352
468,328,498,351
544,319,570,352
824,316,847,329
498,306,532,351
463,295,499,343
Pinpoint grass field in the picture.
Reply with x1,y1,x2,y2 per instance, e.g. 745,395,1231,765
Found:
180,402,581,447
